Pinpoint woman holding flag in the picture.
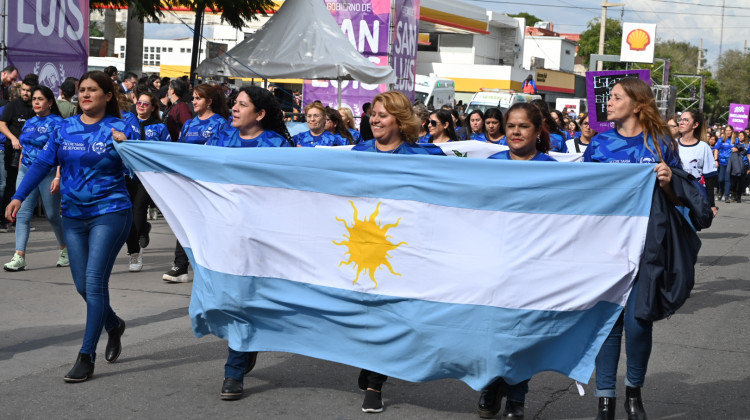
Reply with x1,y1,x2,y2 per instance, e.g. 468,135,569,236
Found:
583,77,681,420
477,102,557,419
205,85,292,401
352,91,443,413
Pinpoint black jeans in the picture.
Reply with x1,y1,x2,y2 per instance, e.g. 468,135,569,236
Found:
125,178,150,254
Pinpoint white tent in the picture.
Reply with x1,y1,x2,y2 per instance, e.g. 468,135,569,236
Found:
195,0,396,90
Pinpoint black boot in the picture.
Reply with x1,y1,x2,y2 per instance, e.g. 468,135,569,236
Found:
624,386,647,420
64,353,95,383
502,399,525,418
220,378,243,401
595,397,615,420
105,316,126,363
478,378,508,418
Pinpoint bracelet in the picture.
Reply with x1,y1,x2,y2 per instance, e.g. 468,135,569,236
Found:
54,177,60,180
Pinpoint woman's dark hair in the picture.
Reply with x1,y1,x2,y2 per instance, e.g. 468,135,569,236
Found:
450,108,462,128
465,108,486,136
525,74,534,83
506,102,550,153
103,66,118,78
429,109,458,142
483,107,505,136
77,71,121,118
32,85,62,117
147,75,161,92
550,109,566,130
567,119,581,133
170,78,189,100
325,106,355,145
682,109,706,142
136,91,161,121
238,86,292,143
193,84,230,119
59,80,76,100
531,101,564,139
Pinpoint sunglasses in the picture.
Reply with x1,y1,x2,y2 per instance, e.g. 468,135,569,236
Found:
429,120,440,127
136,101,151,107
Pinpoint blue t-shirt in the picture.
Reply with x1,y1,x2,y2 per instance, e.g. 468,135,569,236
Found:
417,134,431,144
488,150,557,161
549,133,569,153
207,127,292,148
713,137,738,166
469,132,487,141
292,130,339,147
122,111,141,135
139,120,172,142
455,127,467,140
486,136,507,145
179,114,227,145
583,128,681,167
13,115,139,218
19,114,64,168
351,139,445,155
348,128,363,144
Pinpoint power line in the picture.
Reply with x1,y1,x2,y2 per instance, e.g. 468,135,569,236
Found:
469,0,750,16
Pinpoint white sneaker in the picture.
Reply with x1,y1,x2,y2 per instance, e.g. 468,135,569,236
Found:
129,252,143,272
4,254,27,271
149,208,159,220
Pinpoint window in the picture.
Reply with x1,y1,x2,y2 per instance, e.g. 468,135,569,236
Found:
168,47,173,52
155,61,160,65
120,46,125,51
180,48,185,53
156,54,160,59
156,47,161,53
187,48,192,54
565,50,571,55
150,47,154,52
144,47,148,52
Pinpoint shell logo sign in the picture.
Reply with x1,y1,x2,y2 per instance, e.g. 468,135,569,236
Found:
626,29,651,51
620,23,656,63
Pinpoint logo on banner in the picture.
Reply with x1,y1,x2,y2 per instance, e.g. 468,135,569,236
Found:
33,62,66,91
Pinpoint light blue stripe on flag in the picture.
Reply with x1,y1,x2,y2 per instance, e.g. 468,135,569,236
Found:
187,249,621,389
116,141,656,217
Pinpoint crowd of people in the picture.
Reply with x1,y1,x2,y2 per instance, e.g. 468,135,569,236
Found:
0,64,731,418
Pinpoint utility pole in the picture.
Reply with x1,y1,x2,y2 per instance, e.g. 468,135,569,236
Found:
597,1,625,71
697,38,702,74
718,0,725,61
189,0,206,86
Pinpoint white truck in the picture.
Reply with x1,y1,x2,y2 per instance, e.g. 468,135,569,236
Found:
466,89,542,114
414,75,455,110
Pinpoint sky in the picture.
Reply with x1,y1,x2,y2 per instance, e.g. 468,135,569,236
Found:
466,0,747,70
144,0,747,72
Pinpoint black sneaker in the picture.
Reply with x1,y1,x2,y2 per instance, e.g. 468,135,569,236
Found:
362,389,383,413
162,265,190,283
139,222,151,249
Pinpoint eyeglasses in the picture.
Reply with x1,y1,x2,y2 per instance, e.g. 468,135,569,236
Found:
429,120,439,127
679,118,692,123
135,101,150,107
668,124,678,128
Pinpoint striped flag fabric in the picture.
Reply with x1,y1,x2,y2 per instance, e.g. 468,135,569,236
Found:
116,141,655,390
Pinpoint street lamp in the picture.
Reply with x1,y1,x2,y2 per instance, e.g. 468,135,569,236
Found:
597,1,625,71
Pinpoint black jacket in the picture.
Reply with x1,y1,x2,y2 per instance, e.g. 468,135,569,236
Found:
634,167,711,322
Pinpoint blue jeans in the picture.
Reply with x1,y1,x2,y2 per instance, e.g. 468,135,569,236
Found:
507,379,530,402
595,281,653,397
14,165,64,251
225,347,255,381
63,209,132,355
718,164,731,197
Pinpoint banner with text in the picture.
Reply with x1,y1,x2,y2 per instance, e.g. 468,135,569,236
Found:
585,69,651,134
304,0,419,117
7,0,89,95
728,103,750,132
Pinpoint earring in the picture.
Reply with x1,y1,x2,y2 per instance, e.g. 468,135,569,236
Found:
536,136,541,143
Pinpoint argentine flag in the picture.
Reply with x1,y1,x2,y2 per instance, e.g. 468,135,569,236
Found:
116,141,655,390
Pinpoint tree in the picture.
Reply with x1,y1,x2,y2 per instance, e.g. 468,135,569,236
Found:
712,49,750,122
508,13,543,29
90,0,275,78
577,17,623,69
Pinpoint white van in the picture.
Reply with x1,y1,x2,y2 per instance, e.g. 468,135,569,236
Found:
555,98,588,117
415,75,455,110
467,89,542,114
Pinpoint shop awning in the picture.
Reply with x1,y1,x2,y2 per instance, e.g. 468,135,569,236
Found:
420,0,489,34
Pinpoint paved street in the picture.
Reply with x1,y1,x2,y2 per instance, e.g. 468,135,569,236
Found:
2,200,749,419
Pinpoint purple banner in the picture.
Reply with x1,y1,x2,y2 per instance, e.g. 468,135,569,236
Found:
7,0,89,94
585,70,651,134
304,0,391,113
728,103,749,132
391,0,420,101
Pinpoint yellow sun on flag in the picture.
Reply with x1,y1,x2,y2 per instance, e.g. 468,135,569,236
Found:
333,201,407,289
